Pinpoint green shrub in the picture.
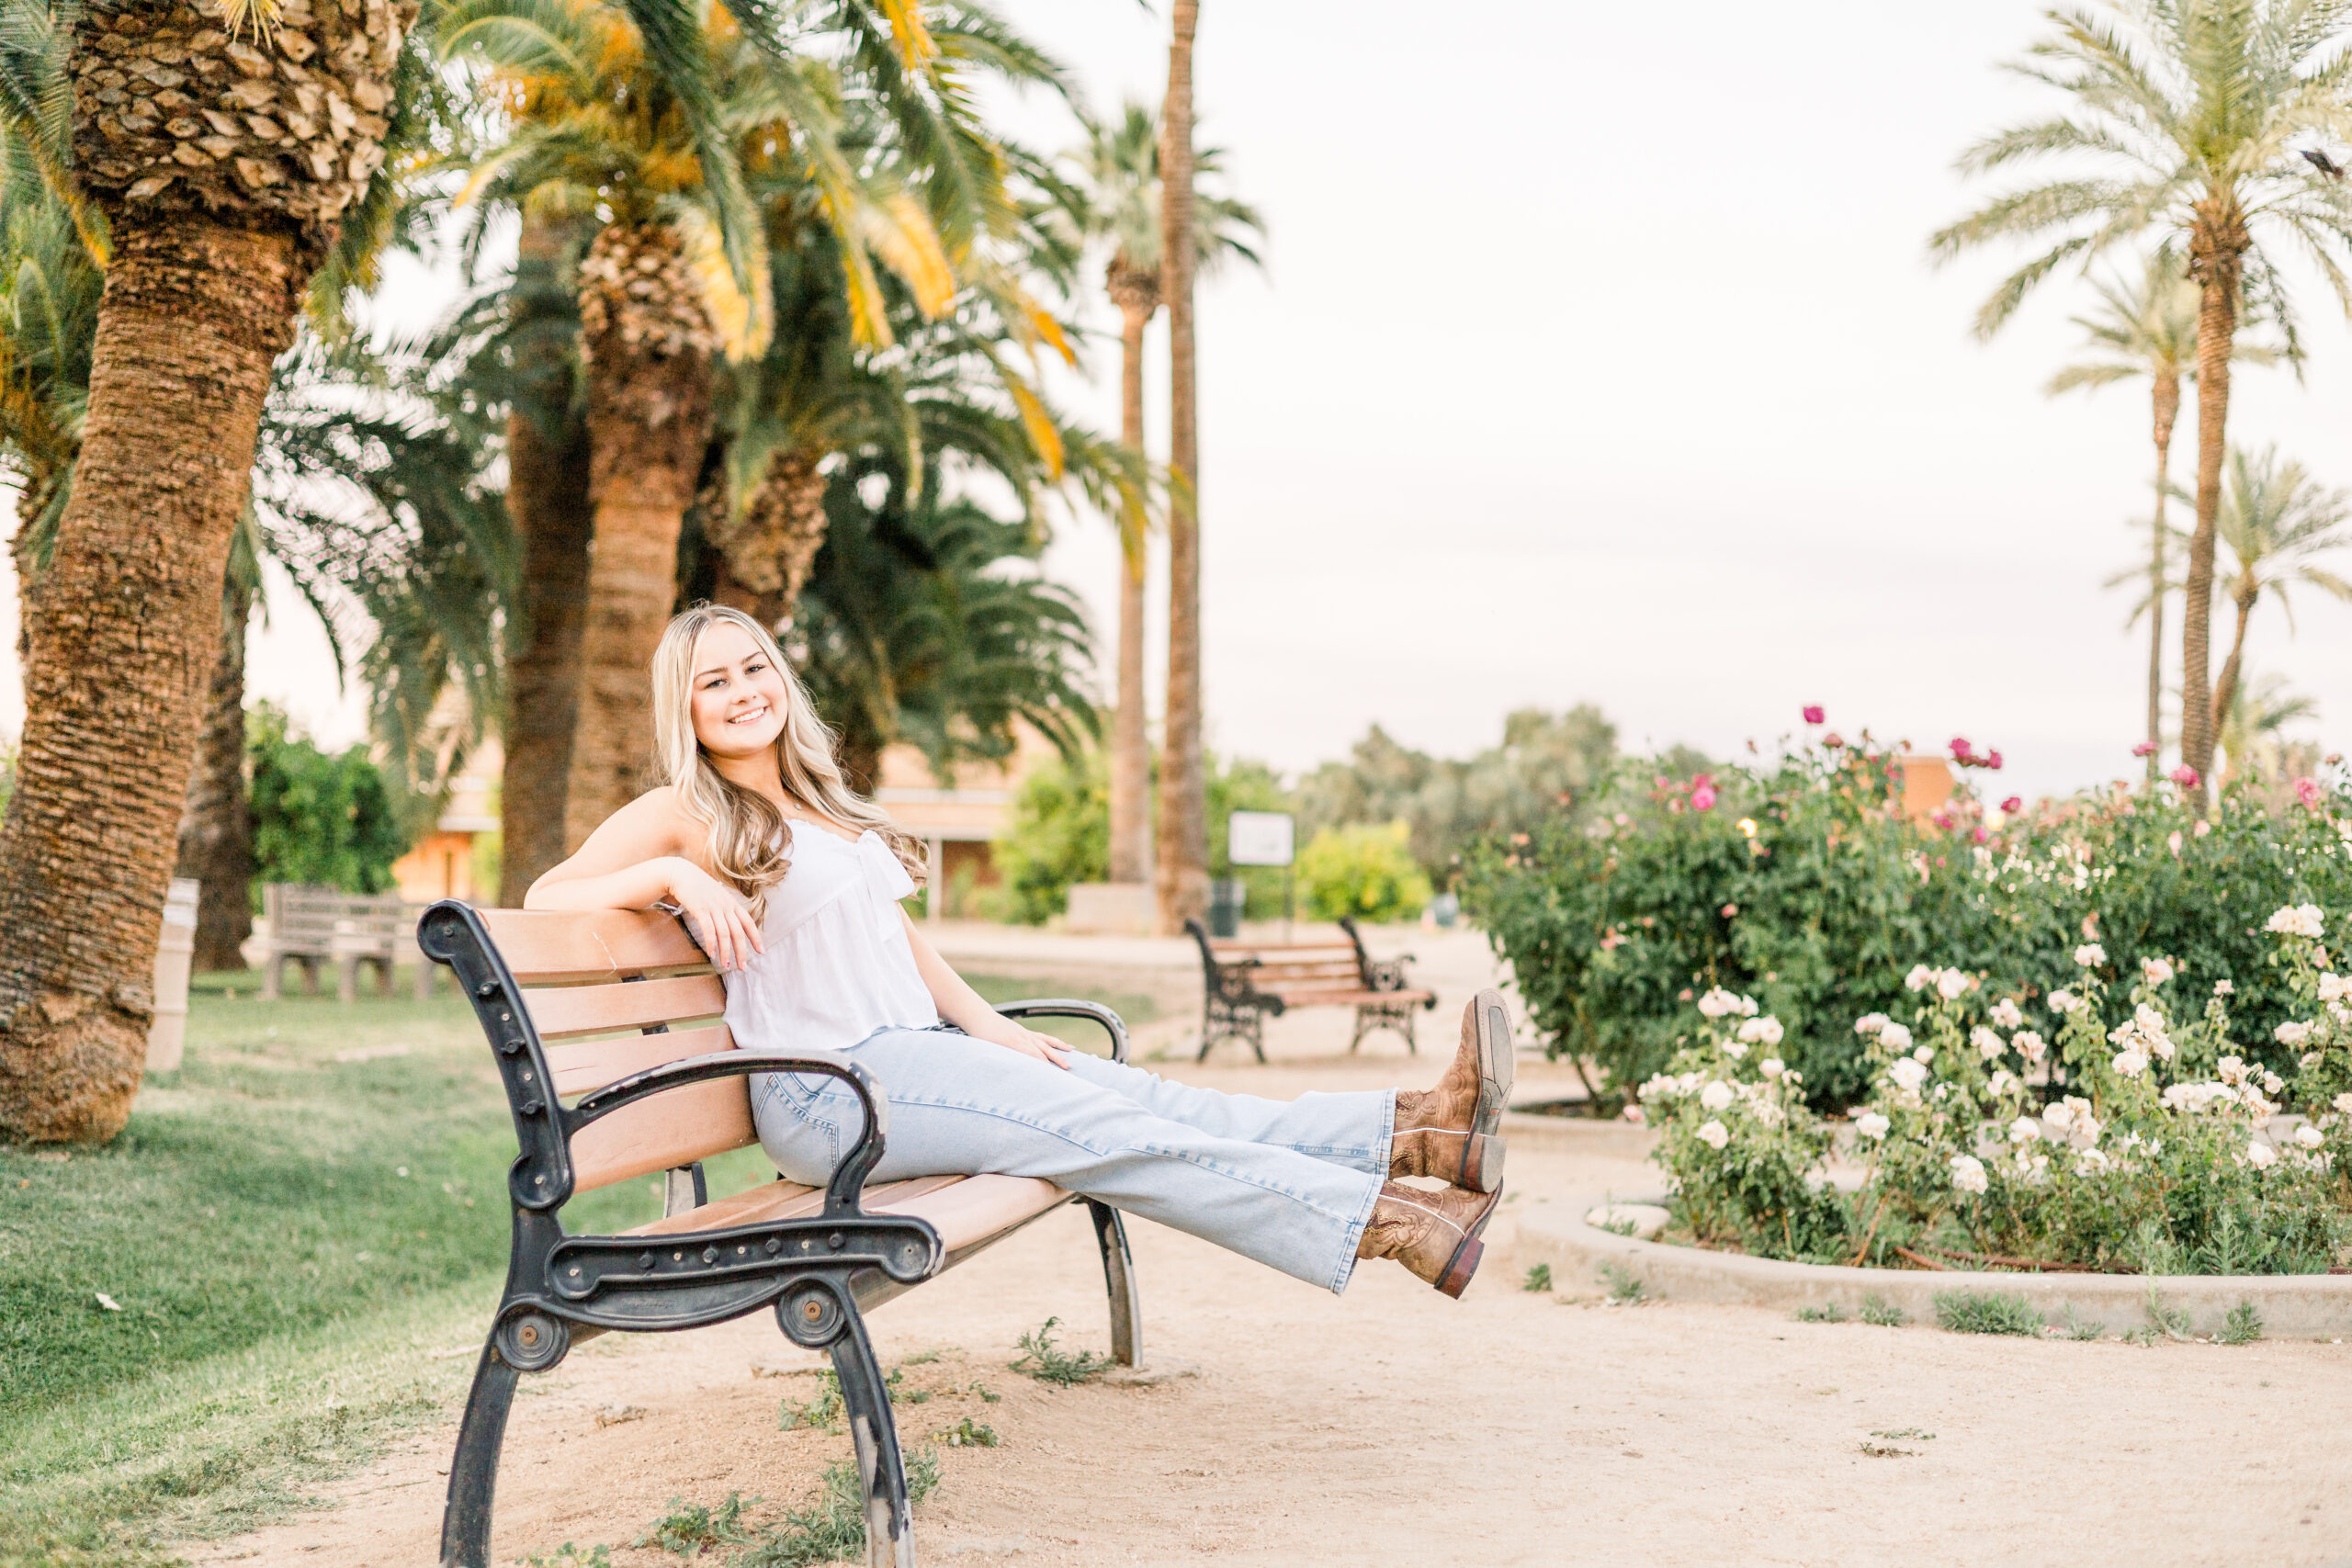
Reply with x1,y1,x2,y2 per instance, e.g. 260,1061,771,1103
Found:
1297,821,1431,924
1933,1291,2044,1336
247,705,408,896
986,753,1109,925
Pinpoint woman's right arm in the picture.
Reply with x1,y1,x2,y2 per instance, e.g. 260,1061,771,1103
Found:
524,790,766,971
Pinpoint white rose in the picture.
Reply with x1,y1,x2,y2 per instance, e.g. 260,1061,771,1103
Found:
1758,1057,1785,1079
2008,1117,2041,1144
1905,964,1934,992
1990,998,2025,1030
2263,1071,2285,1095
1880,1022,1914,1052
2111,1048,2148,1079
2013,1030,2046,1063
2296,1123,2326,1150
1938,969,1973,1000
1949,1154,1988,1194
2218,1055,2248,1087
1988,1069,2018,1096
2048,990,2077,1015
1738,994,1759,1017
2075,942,2107,968
1912,1044,1935,1065
2277,1021,2313,1045
2043,1102,2075,1132
1854,1013,1889,1036
1722,1041,1749,1059
1697,987,1735,1019
1738,1016,1784,1046
2321,974,2352,1003
1856,1111,1891,1141
2075,1147,2110,1173
1696,1119,1730,1150
1972,1026,2006,1061
1889,1057,1928,1092
1701,1080,1735,1111
2142,956,2175,986
2267,904,2327,939
2245,1139,2278,1169
2335,1093,2352,1116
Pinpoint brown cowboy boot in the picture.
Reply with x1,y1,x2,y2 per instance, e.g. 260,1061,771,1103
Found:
1390,988,1514,1192
1356,1180,1504,1298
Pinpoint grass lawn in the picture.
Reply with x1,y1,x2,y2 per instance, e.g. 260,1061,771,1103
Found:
0,963,1156,1565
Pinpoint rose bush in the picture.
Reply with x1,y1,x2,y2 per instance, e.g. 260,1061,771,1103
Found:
1460,717,2352,1110
1634,915,2352,1273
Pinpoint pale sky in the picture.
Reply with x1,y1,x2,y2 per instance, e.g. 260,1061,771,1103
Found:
12,1,2351,805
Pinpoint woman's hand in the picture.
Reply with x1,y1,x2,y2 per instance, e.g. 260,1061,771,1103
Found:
967,1012,1072,1069
670,859,763,972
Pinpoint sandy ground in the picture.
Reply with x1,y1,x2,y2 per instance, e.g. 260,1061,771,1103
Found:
191,929,2352,1567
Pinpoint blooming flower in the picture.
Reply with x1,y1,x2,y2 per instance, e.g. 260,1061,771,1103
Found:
2132,740,2158,757
2001,795,2022,815
1691,781,1718,812
2296,1123,2326,1150
1855,1111,1890,1140
2266,904,2325,939
1697,987,1740,1019
1803,704,1826,725
1695,1119,1729,1150
2048,990,2077,1015
1938,969,1973,1001
2218,1055,2249,1088
1722,1041,1748,1059
1990,998,2025,1029
2245,1139,2278,1170
2214,979,2235,997
2008,1117,2041,1145
2075,1147,2110,1173
2264,1071,2285,1096
2142,957,2175,986
1949,736,1972,760
1758,1057,1785,1079
1985,750,2004,771
2042,1101,2075,1132
2321,973,2352,1003
1950,1155,1988,1194
1913,1044,1935,1064
2111,1048,2149,1078
2277,1021,2312,1046
1737,1016,1784,1046
1622,1104,1646,1124
1701,1080,1735,1111
1880,1022,1914,1052
2012,1031,2045,1064
1972,1027,2006,1061
2170,764,2199,788
1905,964,1935,993
1889,1057,1928,1091
2074,943,2107,968
1988,1069,2019,1096
1854,1013,1889,1036
2295,775,2324,810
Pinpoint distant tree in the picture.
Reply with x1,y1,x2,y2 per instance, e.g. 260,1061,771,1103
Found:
2211,446,2352,736
1930,0,2352,795
245,708,410,897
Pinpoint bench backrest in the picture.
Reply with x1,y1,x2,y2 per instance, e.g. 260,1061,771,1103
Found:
481,908,752,1196
265,884,417,950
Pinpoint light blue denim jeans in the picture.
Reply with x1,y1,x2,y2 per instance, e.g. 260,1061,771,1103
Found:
751,1026,1393,1295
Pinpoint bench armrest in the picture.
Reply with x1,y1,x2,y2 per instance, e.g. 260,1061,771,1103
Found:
995,999,1129,1064
571,1049,888,1218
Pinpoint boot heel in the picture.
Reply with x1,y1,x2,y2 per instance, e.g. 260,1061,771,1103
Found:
1436,1235,1483,1298
1458,1132,1506,1193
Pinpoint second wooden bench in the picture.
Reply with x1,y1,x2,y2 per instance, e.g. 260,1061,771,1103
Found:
1184,914,1436,1061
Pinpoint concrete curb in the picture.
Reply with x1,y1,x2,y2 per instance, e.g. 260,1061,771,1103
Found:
1499,1109,1657,1159
1513,1194,2352,1338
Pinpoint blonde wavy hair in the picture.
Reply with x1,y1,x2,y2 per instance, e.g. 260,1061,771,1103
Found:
650,604,925,913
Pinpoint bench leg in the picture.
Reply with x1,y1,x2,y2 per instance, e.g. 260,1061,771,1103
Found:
262,953,283,1001
828,1308,917,1568
438,1339,521,1568
1087,1200,1142,1368
338,955,359,1004
415,958,436,1001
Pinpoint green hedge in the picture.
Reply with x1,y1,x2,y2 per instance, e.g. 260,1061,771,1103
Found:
1459,733,2352,1110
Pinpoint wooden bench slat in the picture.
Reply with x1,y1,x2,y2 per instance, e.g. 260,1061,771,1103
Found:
526,975,729,1040
627,1174,960,1238
482,908,707,983
548,1023,755,1190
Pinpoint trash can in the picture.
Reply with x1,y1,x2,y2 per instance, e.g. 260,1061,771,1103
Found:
1428,891,1461,930
1207,879,1247,939
147,877,199,1073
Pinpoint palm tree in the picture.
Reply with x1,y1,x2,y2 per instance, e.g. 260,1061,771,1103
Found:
1156,0,1204,934
2046,247,2270,780
1929,0,2352,799
2211,445,2352,736
2217,668,2320,787
1066,97,1261,889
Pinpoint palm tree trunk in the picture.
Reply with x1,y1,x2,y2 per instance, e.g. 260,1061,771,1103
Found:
1154,0,1207,936
2210,581,2257,749
175,572,255,972
1109,295,1154,886
2145,375,2177,784
2179,217,2243,800
499,404,594,901
560,224,718,852
0,220,300,1144
712,448,831,629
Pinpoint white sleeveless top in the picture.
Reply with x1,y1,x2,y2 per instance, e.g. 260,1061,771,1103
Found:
721,819,939,1054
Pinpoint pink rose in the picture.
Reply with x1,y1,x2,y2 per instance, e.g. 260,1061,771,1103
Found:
2295,776,2324,809
1972,826,1988,843
1984,750,2003,771
1823,732,1845,749
2170,765,2199,788
1949,736,1972,759
2001,795,2022,814
1691,784,1717,811
1803,705,1826,725
2132,740,2158,758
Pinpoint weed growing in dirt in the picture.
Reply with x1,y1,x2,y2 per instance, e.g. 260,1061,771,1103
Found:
1792,1302,1846,1323
900,1349,944,1366
886,1367,933,1404
522,1547,612,1568
1011,1318,1110,1386
637,1493,755,1555
1870,1427,1935,1440
1933,1291,2043,1336
1597,1215,1639,1237
778,1371,844,1433
961,1380,1001,1404
1857,1441,1917,1458
1522,1264,1553,1292
2219,1300,2266,1345
2061,1306,2106,1341
1860,1293,1906,1327
1598,1263,1648,1304
2143,1286,2194,1343
730,1453,941,1568
935,1416,998,1448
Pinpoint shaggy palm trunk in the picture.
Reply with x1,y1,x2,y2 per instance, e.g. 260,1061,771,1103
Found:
2211,580,2258,749
560,224,718,852
2144,376,2177,785
0,222,300,1143
711,448,830,629
500,404,594,900
1153,0,1206,936
1106,266,1159,887
2179,208,2245,803
175,572,255,971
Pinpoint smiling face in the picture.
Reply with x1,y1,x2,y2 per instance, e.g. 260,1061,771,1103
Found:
687,621,791,761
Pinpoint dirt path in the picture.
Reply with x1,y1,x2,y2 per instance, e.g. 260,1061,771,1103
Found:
193,1116,2352,1567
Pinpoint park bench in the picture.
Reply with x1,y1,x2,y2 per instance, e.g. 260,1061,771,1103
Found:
259,883,435,1001
1184,913,1436,1062
419,900,1141,1568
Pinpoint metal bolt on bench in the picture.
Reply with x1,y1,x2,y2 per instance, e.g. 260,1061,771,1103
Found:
420,900,1142,1568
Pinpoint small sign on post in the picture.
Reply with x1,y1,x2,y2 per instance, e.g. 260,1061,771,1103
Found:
1227,812,1297,940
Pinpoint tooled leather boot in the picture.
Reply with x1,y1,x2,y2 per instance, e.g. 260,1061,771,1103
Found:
1356,1180,1504,1298
1389,987,1514,1192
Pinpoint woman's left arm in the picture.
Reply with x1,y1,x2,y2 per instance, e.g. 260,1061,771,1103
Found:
902,912,1071,1069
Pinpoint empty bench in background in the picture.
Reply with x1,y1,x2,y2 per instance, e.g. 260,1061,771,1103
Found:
1184,913,1437,1062
419,901,1141,1568
259,884,435,1001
